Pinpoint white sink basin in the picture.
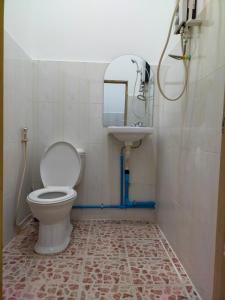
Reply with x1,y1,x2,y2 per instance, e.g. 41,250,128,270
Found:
107,126,153,143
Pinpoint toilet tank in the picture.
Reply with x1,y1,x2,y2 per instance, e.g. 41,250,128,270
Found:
76,148,86,186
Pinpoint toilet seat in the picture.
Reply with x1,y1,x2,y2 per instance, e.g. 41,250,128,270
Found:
40,141,81,188
27,186,76,205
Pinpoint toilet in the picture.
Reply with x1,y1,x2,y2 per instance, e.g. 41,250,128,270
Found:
27,141,85,255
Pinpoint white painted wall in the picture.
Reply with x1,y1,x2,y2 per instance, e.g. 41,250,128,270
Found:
4,0,176,63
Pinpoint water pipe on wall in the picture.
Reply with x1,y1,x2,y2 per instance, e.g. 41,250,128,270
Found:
73,143,156,209
121,143,155,208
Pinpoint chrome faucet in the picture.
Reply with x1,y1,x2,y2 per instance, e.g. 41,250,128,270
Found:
133,121,144,127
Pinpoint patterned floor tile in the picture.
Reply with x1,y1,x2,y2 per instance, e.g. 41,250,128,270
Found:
121,222,161,238
3,255,30,283
129,257,182,286
3,234,38,256
134,285,189,300
87,237,126,257
3,282,27,300
3,282,80,300
28,257,84,285
122,229,161,239
90,226,123,239
91,220,121,226
80,284,135,300
71,221,91,238
125,239,167,258
185,285,201,299
56,238,88,258
3,220,201,300
160,237,177,259
82,257,132,285
25,283,80,300
119,220,153,226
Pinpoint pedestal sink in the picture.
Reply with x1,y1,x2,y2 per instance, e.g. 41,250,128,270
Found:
107,126,153,144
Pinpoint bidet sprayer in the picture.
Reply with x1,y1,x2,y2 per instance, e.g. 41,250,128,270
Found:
22,127,28,143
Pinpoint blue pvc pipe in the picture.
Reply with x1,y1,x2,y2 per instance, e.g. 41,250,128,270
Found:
120,153,124,206
72,202,155,209
124,171,129,205
73,204,126,209
73,148,156,209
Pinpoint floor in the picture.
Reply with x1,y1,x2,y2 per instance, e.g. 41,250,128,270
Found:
3,220,201,300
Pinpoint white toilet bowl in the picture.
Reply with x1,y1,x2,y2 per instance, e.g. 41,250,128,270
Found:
27,142,85,254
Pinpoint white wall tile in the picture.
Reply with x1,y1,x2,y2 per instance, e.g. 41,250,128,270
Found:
4,32,33,245
156,1,225,299
32,60,157,221
33,61,63,102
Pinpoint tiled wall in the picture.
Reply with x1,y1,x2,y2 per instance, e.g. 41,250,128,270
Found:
156,0,225,299
32,60,157,221
3,32,33,245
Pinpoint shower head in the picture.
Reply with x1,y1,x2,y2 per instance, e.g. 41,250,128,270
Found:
131,58,141,73
168,54,191,61
168,54,184,60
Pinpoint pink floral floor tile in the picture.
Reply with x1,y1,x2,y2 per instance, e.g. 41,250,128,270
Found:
28,258,84,285
185,285,201,299
3,255,30,283
3,220,200,300
80,284,135,300
122,228,161,239
87,237,126,257
90,226,123,239
170,257,192,285
56,238,88,258
125,239,167,258
92,220,121,225
90,220,123,239
129,258,182,286
71,221,91,238
3,234,38,256
4,282,80,300
135,285,189,299
3,282,27,300
83,257,132,285
25,283,80,300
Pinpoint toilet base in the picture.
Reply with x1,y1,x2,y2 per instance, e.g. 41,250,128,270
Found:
34,217,73,255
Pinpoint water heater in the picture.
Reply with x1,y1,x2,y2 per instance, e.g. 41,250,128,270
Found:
174,0,198,34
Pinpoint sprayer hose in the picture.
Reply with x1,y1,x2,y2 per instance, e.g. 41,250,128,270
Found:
157,0,189,101
15,141,28,229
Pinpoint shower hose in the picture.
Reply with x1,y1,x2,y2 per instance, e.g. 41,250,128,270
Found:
157,0,189,101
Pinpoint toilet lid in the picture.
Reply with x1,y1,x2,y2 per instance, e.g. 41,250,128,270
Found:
40,141,81,188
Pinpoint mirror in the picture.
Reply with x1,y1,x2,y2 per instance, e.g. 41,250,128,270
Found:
103,55,154,127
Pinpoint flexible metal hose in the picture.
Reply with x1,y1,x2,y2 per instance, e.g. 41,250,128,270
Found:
157,0,189,101
15,135,31,232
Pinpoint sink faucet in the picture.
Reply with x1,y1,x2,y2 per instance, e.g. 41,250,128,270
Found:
133,121,144,127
